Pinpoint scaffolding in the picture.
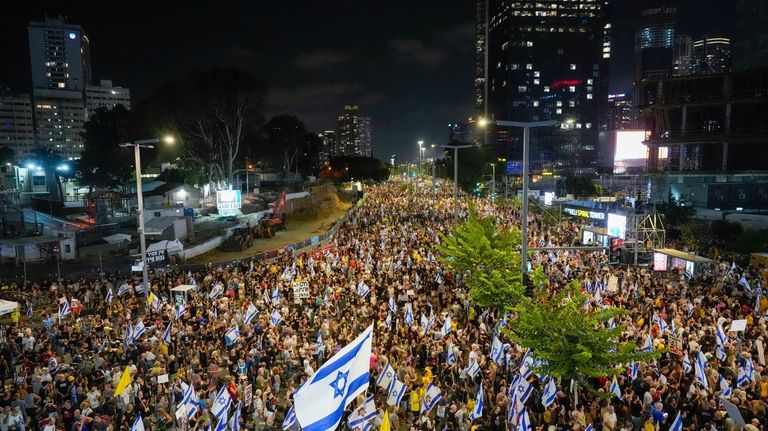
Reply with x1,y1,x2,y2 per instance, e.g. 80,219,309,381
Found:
626,210,666,265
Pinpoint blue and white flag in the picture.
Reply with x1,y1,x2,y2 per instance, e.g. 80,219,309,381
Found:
742,356,756,383
421,312,434,332
118,283,131,297
270,309,282,326
683,352,692,374
105,288,114,304
26,303,32,319
610,376,622,400
282,405,297,431
293,325,373,431
716,324,728,346
59,300,71,319
511,376,532,406
385,313,392,330
469,382,484,421
388,297,397,313
213,415,228,431
421,382,442,413
225,327,240,346
719,374,732,398
490,336,504,365
130,415,145,431
211,385,233,420
630,362,639,381
244,303,258,325
515,407,533,431
356,281,370,298
695,351,709,389
229,403,242,431
739,275,751,292
541,377,557,408
377,362,396,391
519,351,535,378
584,425,594,431
387,379,407,407
668,411,683,431
163,322,172,344
607,317,616,329
347,396,376,428
440,316,452,338
130,319,146,344
715,344,727,362
446,347,456,365
641,334,654,352
178,380,198,420
466,359,480,379
404,305,414,326
271,287,281,305
135,283,147,296
175,304,186,320
652,312,668,332
316,333,324,356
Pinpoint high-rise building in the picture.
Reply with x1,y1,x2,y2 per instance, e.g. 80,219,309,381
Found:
317,130,336,166
336,105,372,157
484,0,611,173
691,37,731,75
28,16,92,92
672,34,692,76
633,1,676,124
475,0,488,114
85,80,131,118
0,90,35,158
607,94,632,131
732,0,768,71
448,122,469,144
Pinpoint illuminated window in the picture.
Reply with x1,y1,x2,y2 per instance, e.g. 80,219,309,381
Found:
569,86,576,92
587,93,593,100
587,79,593,85
556,108,562,114
586,123,592,129
533,101,539,107
534,79,540,85
534,71,540,77
544,86,550,92
556,101,562,107
518,86,527,92
526,64,533,70
570,64,576,70
569,101,575,107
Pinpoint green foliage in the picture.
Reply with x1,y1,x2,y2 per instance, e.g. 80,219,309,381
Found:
679,219,710,251
0,146,14,165
77,105,135,191
710,220,743,243
657,197,695,238
506,274,661,379
731,228,768,254
443,146,493,193
437,205,523,311
565,175,602,198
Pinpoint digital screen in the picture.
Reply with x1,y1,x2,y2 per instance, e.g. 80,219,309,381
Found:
653,253,667,271
613,130,650,174
685,260,695,278
582,230,595,245
671,257,686,270
544,192,555,206
606,213,627,239
506,160,523,175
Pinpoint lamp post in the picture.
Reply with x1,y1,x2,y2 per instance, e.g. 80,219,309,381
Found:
489,163,496,198
442,143,474,217
478,118,558,276
121,136,175,304
417,140,424,178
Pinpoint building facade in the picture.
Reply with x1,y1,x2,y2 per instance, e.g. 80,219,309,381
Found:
732,0,768,72
85,80,131,118
335,105,372,157
607,94,632,131
0,91,35,158
317,130,336,166
633,2,677,124
672,34,692,76
28,16,91,92
448,122,470,144
483,0,611,174
475,0,488,114
691,37,731,75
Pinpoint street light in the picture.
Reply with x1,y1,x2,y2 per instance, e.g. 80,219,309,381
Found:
477,118,557,276
417,140,425,177
489,163,496,198
442,143,474,216
120,135,175,304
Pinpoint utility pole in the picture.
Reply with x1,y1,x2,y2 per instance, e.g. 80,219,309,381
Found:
443,144,474,217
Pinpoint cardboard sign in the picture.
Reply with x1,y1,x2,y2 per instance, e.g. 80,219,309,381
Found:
729,319,747,332
667,334,683,356
157,374,169,384
292,281,310,301
244,384,253,407
757,339,765,366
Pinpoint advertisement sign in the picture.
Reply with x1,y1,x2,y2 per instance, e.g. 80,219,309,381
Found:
563,207,606,222
653,253,668,271
506,160,523,175
216,190,242,216
606,213,627,239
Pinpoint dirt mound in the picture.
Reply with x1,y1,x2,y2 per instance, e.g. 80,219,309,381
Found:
291,191,349,221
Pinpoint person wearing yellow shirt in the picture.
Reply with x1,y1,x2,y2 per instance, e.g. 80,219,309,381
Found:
409,384,424,421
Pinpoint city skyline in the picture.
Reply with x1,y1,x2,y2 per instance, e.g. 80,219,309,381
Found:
2,1,735,162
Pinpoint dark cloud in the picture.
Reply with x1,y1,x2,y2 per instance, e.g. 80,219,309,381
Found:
389,39,448,67
294,50,350,70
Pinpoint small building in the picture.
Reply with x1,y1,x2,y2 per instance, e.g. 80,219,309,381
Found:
143,183,202,208
144,216,188,242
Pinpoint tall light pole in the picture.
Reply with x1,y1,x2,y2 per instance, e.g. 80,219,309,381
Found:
442,143,474,217
479,118,558,275
417,140,424,178
489,163,496,198
121,136,175,304
430,144,437,202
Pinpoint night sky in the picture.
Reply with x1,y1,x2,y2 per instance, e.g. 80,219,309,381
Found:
2,1,733,162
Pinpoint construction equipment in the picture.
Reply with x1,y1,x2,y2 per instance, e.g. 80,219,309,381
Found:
268,191,287,231
220,226,254,252
253,218,275,238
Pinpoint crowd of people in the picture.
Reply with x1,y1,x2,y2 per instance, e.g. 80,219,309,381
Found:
0,182,766,431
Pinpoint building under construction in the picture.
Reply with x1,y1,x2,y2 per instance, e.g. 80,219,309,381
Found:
638,67,768,209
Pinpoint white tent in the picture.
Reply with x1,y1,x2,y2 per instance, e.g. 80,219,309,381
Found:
0,299,19,317
147,239,184,256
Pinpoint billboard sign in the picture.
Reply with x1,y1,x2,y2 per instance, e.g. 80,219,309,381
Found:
216,190,242,216
506,160,523,175
653,253,667,271
606,213,627,239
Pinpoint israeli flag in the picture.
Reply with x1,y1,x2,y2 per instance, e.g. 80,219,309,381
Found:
440,316,452,338
347,396,376,428
179,381,198,420
490,336,504,365
130,415,145,431
519,351,534,378
213,415,228,431
739,275,751,292
135,283,146,295
270,309,282,326
466,359,480,379
356,281,370,298
376,362,396,390
118,283,131,297
641,334,654,352
715,344,727,362
317,333,324,356
272,287,281,305
59,301,71,319
719,374,732,398
105,288,114,304
209,283,223,300
26,304,32,319
446,347,456,365
630,362,639,381
131,319,146,343
541,377,557,408
244,303,258,325
743,357,756,383
668,411,683,431
515,407,533,431
387,379,406,407
695,351,709,389
469,382,484,421
282,405,297,431
421,382,442,413
682,352,692,374
715,324,728,346
404,305,414,326
584,425,593,431
511,377,532,406
163,323,172,344
211,385,233,420
652,312,668,332
388,297,397,313
385,313,392,330
737,367,749,387
225,327,240,346
293,325,373,431
421,312,434,332
607,317,616,329
610,376,622,400
175,304,186,320
229,403,242,431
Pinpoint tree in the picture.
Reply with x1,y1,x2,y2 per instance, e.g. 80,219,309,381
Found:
505,269,660,381
438,205,524,311
732,228,768,254
443,146,493,192
565,175,602,198
77,105,135,191
262,115,307,174
0,146,14,165
656,196,695,238
134,68,265,187
679,219,711,252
